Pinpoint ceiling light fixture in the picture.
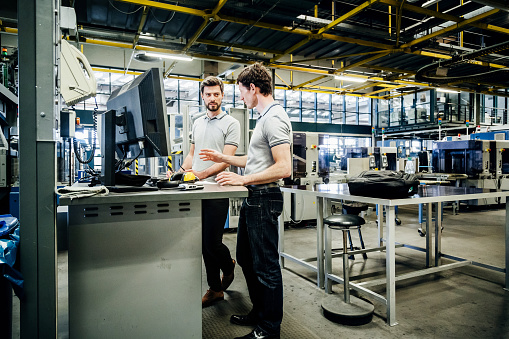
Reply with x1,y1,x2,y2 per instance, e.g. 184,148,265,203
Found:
335,75,366,83
144,52,193,61
421,0,440,8
296,15,331,25
436,88,460,93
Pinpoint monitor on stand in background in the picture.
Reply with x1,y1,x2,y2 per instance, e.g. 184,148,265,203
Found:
102,67,170,187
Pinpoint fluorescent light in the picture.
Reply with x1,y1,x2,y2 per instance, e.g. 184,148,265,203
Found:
436,88,460,94
144,52,193,61
296,15,332,25
335,75,366,83
422,0,439,7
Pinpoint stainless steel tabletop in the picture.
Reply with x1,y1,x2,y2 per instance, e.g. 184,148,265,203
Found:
59,183,248,206
281,183,509,206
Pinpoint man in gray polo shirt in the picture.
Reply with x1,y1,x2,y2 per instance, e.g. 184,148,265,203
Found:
175,76,240,307
200,63,292,339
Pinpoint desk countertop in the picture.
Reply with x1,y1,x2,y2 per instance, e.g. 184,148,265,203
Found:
59,183,248,206
281,183,509,206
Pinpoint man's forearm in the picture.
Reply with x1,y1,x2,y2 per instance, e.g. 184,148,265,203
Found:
201,162,230,178
242,161,291,185
222,154,248,168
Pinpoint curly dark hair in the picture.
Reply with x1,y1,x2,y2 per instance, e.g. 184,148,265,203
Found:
200,76,224,94
236,63,273,96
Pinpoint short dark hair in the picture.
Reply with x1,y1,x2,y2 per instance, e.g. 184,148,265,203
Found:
236,63,273,96
200,76,224,94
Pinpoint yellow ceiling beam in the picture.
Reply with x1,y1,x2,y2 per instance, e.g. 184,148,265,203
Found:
115,0,206,17
182,0,228,52
364,84,406,96
379,0,509,36
293,75,330,89
196,39,281,54
317,0,380,35
401,9,500,48
275,73,291,88
133,6,149,48
334,52,390,73
271,36,314,62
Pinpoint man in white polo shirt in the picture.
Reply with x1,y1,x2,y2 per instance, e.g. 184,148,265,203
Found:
174,76,240,307
200,63,292,339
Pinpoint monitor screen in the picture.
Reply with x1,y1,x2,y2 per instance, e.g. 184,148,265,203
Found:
101,68,170,186
106,68,170,159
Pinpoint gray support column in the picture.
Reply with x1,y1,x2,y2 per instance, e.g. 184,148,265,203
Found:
474,93,481,126
18,0,58,338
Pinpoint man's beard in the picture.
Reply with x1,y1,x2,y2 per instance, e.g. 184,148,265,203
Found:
207,102,221,112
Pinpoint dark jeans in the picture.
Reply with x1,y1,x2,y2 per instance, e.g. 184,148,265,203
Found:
237,186,284,334
202,198,235,292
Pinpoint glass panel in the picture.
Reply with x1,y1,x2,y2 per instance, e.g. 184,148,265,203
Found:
403,93,414,108
416,104,430,123
223,83,234,105
180,80,199,102
317,93,329,110
345,96,357,113
234,85,244,108
332,111,343,124
358,113,370,125
418,91,431,104
286,91,300,108
286,108,300,122
332,95,344,111
390,108,401,126
345,112,357,124
498,96,507,110
378,98,389,111
378,110,389,128
317,110,330,123
358,97,369,114
164,78,179,99
301,92,315,109
301,109,315,122
405,107,416,125
275,89,285,103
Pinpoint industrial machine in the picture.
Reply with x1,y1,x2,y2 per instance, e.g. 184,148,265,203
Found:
431,139,509,205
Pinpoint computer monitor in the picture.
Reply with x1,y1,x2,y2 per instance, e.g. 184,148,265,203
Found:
101,68,170,186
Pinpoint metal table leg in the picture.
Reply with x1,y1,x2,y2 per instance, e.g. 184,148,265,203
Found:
386,205,397,326
426,202,433,267
435,202,442,267
317,196,325,289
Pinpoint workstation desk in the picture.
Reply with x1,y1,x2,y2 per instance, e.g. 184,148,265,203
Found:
59,184,247,339
279,184,509,326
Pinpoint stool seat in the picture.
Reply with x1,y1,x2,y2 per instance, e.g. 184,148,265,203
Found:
324,214,365,228
342,202,369,215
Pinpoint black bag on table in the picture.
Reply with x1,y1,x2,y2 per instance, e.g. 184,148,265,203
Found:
347,170,419,199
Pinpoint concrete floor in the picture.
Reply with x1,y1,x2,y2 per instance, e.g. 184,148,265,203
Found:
10,204,509,338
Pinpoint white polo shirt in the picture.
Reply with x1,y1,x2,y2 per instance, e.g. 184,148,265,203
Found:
191,110,241,182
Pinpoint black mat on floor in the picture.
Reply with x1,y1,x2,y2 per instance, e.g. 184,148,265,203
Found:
202,290,321,339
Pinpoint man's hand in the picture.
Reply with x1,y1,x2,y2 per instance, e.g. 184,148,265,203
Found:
166,170,174,179
185,169,205,181
215,172,246,186
199,148,225,163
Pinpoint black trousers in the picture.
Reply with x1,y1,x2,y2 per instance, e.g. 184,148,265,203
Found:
202,198,235,292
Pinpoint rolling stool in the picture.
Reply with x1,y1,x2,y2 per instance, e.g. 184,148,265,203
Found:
342,202,369,260
321,214,374,325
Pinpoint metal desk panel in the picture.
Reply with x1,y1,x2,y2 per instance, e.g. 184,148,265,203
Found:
62,184,247,339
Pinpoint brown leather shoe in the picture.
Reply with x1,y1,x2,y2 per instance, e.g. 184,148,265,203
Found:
221,259,236,291
202,289,224,308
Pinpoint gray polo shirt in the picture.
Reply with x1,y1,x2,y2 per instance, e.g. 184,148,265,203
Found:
245,102,292,176
191,110,240,182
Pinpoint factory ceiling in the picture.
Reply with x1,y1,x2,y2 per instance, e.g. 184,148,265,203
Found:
1,0,509,98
